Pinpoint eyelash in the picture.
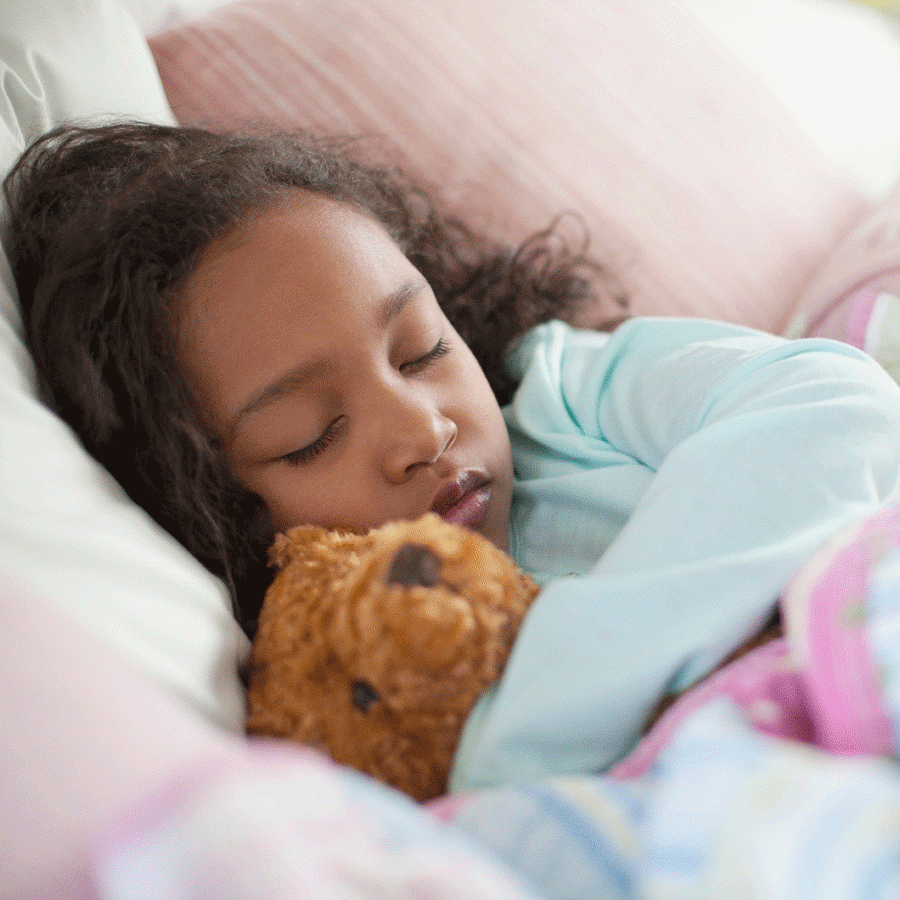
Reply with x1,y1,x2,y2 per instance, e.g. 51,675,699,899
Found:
400,337,451,375
282,338,450,466
283,418,342,466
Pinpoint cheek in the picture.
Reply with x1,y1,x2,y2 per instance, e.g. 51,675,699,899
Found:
253,471,331,534
263,488,303,535
248,462,373,535
228,459,310,534
469,367,513,481
458,355,509,448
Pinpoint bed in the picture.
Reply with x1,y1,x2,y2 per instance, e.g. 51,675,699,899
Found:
6,1,900,896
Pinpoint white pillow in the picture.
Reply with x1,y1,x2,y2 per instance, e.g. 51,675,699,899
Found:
0,0,249,730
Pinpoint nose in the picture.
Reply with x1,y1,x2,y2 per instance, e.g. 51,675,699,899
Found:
379,391,457,484
386,543,441,588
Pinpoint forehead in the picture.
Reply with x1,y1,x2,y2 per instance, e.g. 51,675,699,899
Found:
178,190,414,342
174,191,421,430
187,192,402,296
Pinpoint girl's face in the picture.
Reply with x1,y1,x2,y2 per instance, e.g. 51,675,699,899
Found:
176,192,514,551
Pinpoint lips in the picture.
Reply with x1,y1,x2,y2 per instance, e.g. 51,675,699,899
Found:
429,471,492,529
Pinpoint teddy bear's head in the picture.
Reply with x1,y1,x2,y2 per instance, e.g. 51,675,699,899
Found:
246,513,539,801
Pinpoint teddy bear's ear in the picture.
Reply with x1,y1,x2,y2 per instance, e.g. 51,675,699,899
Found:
259,526,378,632
269,525,332,570
269,525,375,575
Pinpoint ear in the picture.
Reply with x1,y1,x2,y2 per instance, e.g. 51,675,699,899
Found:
269,525,375,583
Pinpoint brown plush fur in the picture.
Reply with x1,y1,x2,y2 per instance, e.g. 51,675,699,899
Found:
246,513,539,801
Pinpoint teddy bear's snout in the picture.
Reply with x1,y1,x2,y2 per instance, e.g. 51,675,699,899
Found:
386,542,441,588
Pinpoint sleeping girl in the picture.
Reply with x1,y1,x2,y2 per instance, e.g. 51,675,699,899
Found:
6,121,900,792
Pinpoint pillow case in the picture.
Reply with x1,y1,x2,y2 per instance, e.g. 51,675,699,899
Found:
149,0,869,333
785,178,900,385
0,0,249,730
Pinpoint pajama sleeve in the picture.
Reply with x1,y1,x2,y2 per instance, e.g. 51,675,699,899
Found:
450,317,900,791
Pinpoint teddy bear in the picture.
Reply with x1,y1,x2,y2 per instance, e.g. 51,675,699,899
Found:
245,512,540,802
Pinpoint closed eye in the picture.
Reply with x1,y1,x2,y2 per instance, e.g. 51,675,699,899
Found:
283,417,343,466
280,338,448,466
400,338,450,376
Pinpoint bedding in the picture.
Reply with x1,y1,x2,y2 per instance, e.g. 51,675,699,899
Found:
786,175,900,381
0,0,249,737
66,500,900,898
435,500,900,899
8,0,900,897
146,0,872,334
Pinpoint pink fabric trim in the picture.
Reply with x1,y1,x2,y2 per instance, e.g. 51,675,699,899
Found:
428,792,473,821
790,507,898,756
610,638,806,780
845,289,879,349
614,506,900,780
789,174,900,341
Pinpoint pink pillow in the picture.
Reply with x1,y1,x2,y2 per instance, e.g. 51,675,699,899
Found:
149,0,868,332
785,180,900,384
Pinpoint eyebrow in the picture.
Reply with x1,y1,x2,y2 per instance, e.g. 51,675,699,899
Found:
225,278,426,441
377,278,423,328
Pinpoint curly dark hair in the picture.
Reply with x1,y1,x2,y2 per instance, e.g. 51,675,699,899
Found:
3,121,626,631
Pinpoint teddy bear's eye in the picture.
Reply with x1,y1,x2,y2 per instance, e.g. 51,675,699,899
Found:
352,680,381,713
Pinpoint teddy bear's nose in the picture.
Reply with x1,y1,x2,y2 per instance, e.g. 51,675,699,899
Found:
387,542,441,588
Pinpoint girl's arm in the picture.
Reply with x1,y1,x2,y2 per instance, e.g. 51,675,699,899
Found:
451,317,900,791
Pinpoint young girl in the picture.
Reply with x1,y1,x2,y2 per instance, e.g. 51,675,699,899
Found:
4,121,619,628
6,121,900,792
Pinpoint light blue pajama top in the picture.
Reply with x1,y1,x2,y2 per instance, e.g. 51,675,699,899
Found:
449,316,900,792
